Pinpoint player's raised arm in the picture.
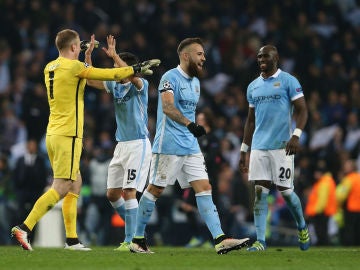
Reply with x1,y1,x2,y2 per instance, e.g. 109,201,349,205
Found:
104,35,143,90
84,34,105,90
77,59,160,81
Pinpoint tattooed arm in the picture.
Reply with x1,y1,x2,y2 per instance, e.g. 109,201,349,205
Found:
161,91,191,126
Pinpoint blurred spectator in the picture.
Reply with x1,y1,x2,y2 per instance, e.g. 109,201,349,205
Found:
343,111,360,157
0,39,11,98
21,83,49,142
305,159,337,245
0,154,14,245
349,80,360,111
336,159,360,246
77,150,92,245
309,10,338,40
216,164,236,233
321,90,348,127
12,139,48,237
228,169,252,240
0,102,26,155
196,108,223,204
76,0,108,35
219,135,239,171
84,144,113,245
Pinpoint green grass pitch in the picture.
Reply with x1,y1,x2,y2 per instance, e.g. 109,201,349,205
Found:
0,246,359,270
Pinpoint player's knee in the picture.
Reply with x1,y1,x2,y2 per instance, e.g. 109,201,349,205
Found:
191,179,212,193
122,188,137,200
107,188,122,201
147,184,164,198
253,184,270,201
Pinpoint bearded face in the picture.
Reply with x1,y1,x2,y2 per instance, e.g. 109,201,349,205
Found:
188,56,204,78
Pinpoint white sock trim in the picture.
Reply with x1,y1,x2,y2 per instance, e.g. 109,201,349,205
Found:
195,190,212,196
125,198,138,210
280,189,293,197
110,197,125,209
143,190,157,201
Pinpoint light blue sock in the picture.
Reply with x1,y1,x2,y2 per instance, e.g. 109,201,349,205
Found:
195,193,224,239
134,192,156,237
253,192,268,242
110,198,126,220
124,207,137,243
282,190,306,229
115,206,125,221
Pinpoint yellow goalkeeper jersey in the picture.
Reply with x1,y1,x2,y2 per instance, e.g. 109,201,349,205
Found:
44,56,134,138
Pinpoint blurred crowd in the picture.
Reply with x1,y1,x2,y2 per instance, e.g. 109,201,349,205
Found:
1,0,360,247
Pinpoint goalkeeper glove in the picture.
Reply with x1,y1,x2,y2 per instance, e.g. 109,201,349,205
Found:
187,122,206,138
80,40,99,51
132,59,161,75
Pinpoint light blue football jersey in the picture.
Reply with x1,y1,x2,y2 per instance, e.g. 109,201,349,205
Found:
247,69,304,150
152,66,201,155
104,79,149,142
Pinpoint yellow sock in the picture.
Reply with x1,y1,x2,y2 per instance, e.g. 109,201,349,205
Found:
62,192,79,238
24,188,60,231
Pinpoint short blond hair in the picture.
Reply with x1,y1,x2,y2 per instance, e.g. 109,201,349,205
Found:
55,29,79,51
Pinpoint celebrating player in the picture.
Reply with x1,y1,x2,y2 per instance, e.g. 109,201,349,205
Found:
86,35,153,251
239,45,310,251
129,37,250,254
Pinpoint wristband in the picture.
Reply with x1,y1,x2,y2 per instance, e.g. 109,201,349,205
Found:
293,128,302,138
240,143,249,152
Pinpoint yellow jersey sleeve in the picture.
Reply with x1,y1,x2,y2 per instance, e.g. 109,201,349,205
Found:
76,66,135,80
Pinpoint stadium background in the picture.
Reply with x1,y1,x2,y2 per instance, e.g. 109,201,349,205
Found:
0,0,359,247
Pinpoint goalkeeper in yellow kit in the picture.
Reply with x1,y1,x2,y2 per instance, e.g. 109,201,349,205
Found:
11,29,160,251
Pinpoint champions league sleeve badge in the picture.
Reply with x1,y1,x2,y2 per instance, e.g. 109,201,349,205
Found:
163,80,172,90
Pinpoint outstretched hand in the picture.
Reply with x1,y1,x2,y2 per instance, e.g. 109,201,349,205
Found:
132,59,161,75
102,35,117,58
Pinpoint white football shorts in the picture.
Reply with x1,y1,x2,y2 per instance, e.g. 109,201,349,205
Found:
149,153,209,189
107,138,152,191
249,149,294,188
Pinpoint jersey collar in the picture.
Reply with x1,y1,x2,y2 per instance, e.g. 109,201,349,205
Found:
177,65,191,79
260,68,281,80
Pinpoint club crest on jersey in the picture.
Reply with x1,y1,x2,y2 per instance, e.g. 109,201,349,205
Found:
195,86,200,92
296,87,302,92
163,80,171,90
273,82,280,88
84,62,91,68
